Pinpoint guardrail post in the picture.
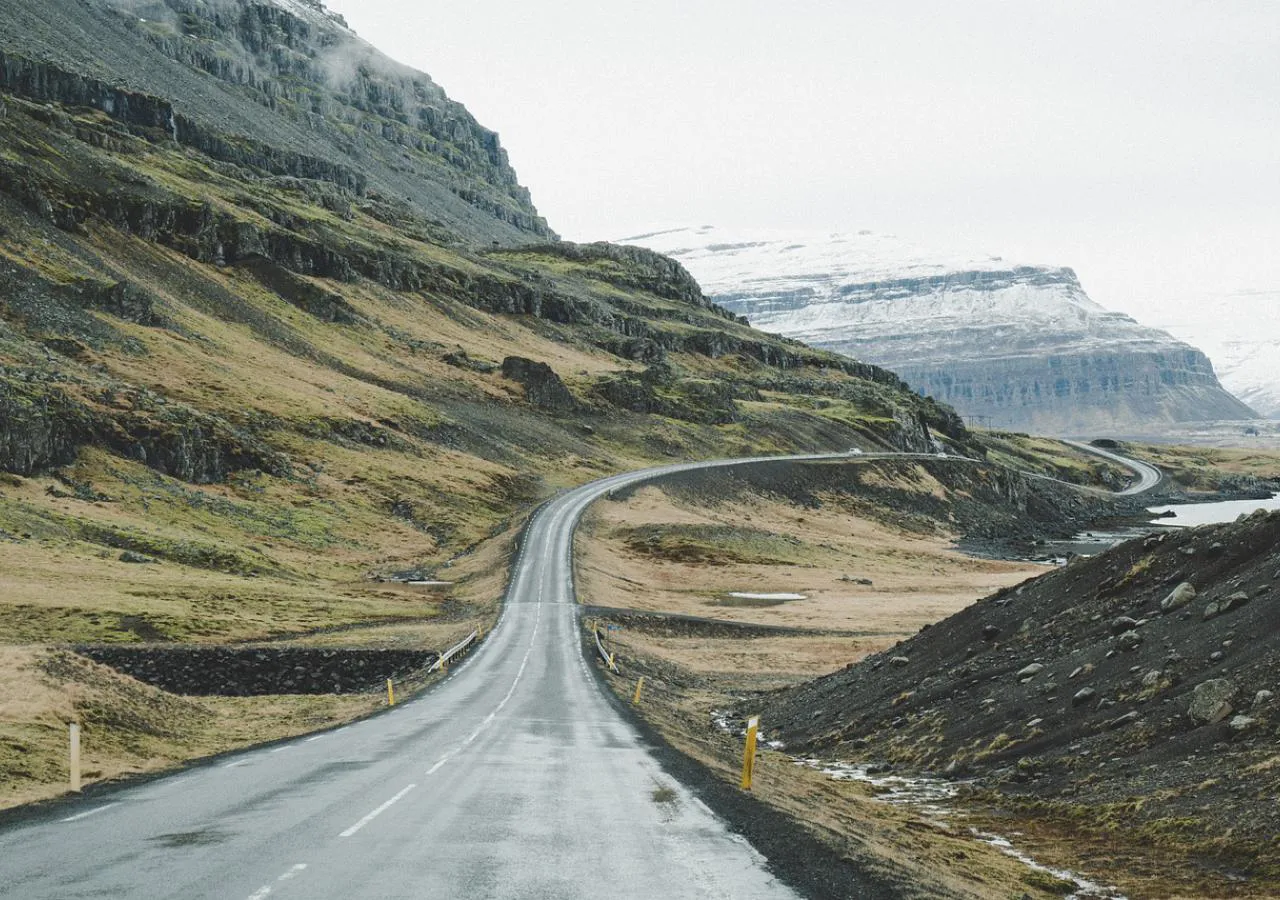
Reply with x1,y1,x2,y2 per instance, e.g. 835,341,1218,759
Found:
632,676,645,704
740,716,759,791
387,679,395,706
69,723,81,793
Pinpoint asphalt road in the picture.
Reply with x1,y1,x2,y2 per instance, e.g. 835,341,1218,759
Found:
0,446,1160,899
0,452,864,900
1060,439,1163,494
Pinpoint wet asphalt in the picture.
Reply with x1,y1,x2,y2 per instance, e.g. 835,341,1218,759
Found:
0,447,1157,899
0,455,849,900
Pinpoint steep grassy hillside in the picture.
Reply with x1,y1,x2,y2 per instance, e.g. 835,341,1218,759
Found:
0,0,991,809
0,50,968,649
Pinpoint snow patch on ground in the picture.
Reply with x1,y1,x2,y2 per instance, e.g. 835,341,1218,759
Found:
725,592,806,601
266,0,351,31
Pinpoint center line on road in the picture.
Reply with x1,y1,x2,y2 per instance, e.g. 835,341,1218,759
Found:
246,863,309,900
61,802,118,823
427,758,447,774
339,783,417,838
278,863,307,881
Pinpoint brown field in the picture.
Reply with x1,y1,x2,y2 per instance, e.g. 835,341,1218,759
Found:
577,483,1137,900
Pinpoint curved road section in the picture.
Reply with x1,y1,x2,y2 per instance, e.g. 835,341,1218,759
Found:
1061,439,1162,495
0,447,1158,899
0,453,861,900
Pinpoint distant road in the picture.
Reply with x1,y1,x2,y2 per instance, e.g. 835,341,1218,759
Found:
1061,439,1163,495
0,444,1157,899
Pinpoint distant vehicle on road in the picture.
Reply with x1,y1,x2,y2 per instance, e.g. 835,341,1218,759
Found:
847,447,864,455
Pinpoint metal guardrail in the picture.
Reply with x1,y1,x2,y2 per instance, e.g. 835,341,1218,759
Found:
593,626,619,674
429,629,479,673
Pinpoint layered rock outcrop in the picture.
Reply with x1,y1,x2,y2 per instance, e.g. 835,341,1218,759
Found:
0,0,552,244
632,227,1257,434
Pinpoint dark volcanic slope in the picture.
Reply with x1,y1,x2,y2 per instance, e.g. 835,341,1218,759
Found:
765,510,1280,874
0,0,551,244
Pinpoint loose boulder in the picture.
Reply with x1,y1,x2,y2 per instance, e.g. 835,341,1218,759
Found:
1189,679,1237,726
1203,591,1251,620
1161,582,1196,612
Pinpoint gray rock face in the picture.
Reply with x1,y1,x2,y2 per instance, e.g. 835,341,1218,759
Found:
501,357,576,412
631,227,1256,434
0,0,553,245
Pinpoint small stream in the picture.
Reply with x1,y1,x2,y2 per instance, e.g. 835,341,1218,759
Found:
712,715,1128,899
795,758,1129,900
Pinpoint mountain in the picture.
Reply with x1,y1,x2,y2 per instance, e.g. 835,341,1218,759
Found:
0,0,552,244
1151,290,1280,419
0,0,972,655
630,226,1257,435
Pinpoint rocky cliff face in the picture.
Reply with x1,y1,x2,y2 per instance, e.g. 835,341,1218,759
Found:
0,0,552,244
632,227,1257,434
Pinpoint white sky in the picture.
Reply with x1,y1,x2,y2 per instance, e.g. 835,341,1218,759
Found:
325,0,1280,323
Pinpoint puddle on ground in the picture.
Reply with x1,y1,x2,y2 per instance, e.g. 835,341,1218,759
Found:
148,828,232,848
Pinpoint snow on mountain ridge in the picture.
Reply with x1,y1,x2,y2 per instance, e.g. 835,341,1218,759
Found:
629,225,1027,288
631,226,1170,356
1156,290,1280,418
627,226,1258,432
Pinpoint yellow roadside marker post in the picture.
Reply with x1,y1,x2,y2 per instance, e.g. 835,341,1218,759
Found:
387,679,396,706
69,723,81,793
740,716,759,791
632,676,646,705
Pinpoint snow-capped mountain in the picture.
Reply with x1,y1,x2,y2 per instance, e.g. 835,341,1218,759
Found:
1141,290,1280,419
627,226,1257,434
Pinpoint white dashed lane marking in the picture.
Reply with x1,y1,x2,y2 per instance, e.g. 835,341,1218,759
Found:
338,784,417,838
246,863,308,900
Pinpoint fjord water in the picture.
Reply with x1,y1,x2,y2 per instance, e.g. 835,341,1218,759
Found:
1148,494,1280,527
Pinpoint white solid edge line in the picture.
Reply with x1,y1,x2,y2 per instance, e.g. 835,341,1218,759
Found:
61,802,118,823
339,783,417,838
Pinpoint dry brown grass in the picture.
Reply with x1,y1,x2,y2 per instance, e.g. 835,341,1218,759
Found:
0,647,381,809
0,510,528,809
578,484,1043,642
577,483,1106,899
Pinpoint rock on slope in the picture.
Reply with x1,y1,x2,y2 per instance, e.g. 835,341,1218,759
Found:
762,509,1280,885
630,226,1257,434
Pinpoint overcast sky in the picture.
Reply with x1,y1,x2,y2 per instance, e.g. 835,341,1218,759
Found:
326,0,1280,322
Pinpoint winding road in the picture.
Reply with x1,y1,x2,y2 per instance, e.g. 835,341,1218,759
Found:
0,446,1160,899
1061,439,1163,494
